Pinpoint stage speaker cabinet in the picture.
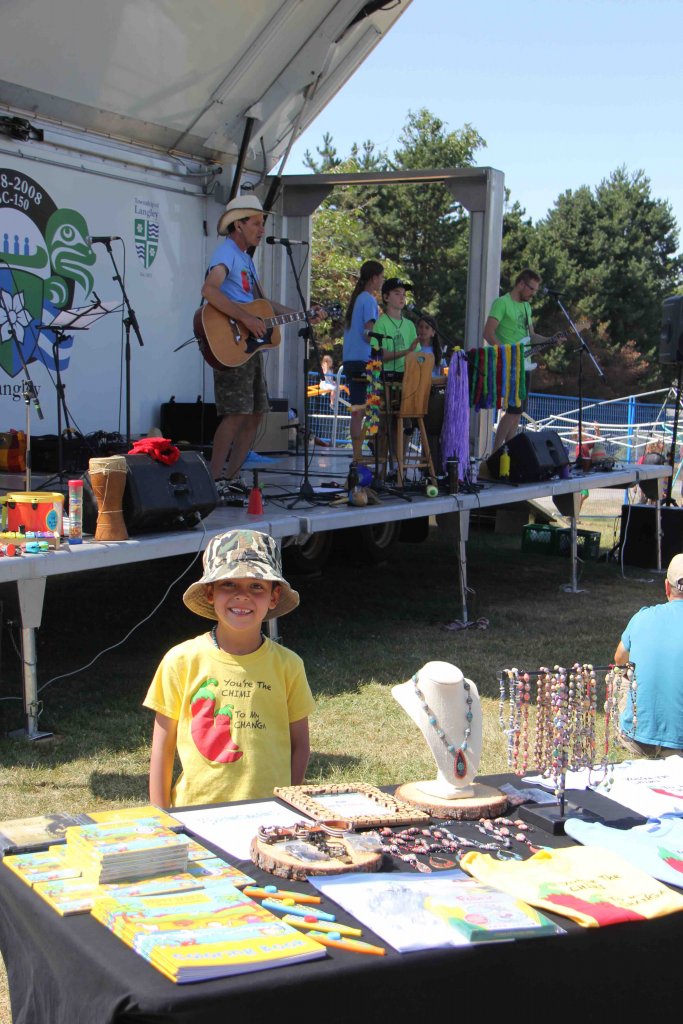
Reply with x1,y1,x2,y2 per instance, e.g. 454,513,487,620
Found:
487,429,569,483
659,294,683,365
619,504,683,568
122,452,218,534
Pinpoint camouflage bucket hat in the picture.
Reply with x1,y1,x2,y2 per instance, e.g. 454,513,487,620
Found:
183,529,299,621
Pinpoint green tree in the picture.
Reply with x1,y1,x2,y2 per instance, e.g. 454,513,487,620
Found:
304,109,486,349
367,110,485,341
532,168,681,381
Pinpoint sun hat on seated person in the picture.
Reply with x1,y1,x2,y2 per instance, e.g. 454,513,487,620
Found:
217,194,268,235
666,553,683,593
183,529,299,620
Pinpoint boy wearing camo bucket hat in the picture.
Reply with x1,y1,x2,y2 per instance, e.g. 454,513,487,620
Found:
144,529,314,807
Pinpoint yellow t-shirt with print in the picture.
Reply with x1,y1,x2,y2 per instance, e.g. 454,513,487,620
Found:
144,634,314,807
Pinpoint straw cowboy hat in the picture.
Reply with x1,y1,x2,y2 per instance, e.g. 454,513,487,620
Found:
217,195,268,236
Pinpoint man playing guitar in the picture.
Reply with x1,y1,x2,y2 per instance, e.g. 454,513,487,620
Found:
483,268,564,450
201,195,321,498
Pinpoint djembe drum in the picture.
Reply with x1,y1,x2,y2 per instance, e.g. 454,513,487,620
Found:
88,455,128,541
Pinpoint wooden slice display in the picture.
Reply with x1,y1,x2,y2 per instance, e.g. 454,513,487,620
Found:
394,781,508,820
250,834,383,880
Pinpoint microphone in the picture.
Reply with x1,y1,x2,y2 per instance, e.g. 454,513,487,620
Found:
405,302,426,318
265,236,307,246
87,235,122,245
542,286,564,296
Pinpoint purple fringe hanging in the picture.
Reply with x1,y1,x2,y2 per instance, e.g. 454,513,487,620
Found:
440,351,469,478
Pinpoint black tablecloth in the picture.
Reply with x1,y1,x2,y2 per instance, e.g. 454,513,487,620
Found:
0,776,680,1023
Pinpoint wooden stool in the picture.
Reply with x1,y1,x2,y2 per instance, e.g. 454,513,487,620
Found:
395,350,436,486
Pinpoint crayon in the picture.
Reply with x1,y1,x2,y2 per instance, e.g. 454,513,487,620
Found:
244,885,321,904
261,898,335,922
282,914,362,937
309,931,386,956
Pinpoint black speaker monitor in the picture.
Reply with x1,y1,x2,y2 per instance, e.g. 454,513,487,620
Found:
659,294,683,365
122,452,217,533
487,429,569,483
82,452,217,534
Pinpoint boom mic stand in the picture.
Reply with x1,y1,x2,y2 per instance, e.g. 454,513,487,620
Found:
96,239,144,445
549,292,606,461
367,334,411,502
664,363,682,506
279,241,318,508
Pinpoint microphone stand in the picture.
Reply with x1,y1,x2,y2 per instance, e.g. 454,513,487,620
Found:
550,293,606,462
280,242,318,508
664,364,682,506
99,240,144,445
367,334,411,502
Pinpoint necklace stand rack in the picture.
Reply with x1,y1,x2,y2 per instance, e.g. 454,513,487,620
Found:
499,663,637,834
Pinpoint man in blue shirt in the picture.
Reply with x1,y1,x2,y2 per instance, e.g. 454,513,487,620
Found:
614,552,683,757
201,195,323,498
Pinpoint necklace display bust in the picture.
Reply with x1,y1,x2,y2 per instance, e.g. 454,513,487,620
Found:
392,661,482,799
393,662,507,819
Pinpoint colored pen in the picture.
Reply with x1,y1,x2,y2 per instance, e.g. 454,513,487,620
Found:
282,914,362,937
244,885,321,904
262,898,335,921
309,931,386,956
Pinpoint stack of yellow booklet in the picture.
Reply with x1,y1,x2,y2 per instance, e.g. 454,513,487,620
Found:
65,818,190,884
92,882,326,983
4,841,255,915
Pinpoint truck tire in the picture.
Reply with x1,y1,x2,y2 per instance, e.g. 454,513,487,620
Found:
282,532,334,574
345,521,400,563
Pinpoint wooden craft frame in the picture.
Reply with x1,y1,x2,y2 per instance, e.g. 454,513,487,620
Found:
273,783,430,828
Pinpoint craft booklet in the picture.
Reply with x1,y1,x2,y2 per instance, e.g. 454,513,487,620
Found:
91,881,325,983
0,812,92,854
0,805,179,856
310,869,562,951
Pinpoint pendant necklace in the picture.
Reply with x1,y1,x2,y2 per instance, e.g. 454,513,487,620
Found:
412,674,473,779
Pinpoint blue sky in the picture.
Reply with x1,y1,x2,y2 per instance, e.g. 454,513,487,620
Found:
287,0,682,248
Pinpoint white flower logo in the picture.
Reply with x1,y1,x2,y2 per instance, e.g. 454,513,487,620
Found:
0,290,33,345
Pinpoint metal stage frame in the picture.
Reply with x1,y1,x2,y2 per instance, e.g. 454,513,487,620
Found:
0,455,671,739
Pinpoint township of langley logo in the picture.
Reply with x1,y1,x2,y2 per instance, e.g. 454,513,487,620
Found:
134,217,159,268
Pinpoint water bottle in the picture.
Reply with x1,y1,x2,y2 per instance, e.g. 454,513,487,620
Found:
68,479,83,544
447,457,459,494
499,445,511,479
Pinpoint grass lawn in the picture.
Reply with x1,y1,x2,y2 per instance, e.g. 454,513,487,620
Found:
0,514,661,1020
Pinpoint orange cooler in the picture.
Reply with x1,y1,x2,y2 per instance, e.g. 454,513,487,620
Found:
2,492,64,534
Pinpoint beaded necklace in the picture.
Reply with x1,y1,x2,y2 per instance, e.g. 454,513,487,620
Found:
376,817,537,871
412,673,473,779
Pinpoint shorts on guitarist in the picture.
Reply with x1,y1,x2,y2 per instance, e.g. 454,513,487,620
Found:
483,268,565,451
201,195,320,499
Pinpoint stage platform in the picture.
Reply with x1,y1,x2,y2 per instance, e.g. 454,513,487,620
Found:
0,452,671,739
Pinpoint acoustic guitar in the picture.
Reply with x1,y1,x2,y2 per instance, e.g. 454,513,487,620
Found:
193,299,342,369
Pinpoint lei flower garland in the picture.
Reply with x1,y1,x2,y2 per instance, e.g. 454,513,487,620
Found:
364,358,384,436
